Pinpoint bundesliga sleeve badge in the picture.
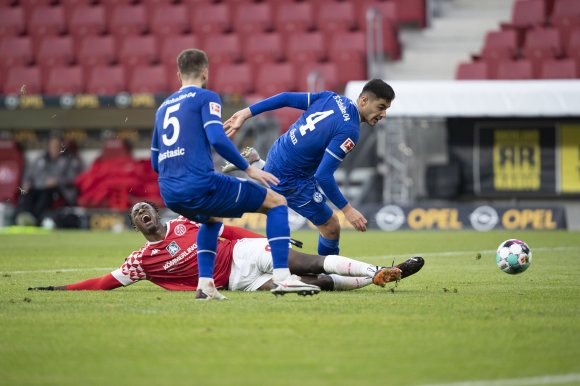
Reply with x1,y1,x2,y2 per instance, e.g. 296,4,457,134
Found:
209,102,222,117
340,138,356,153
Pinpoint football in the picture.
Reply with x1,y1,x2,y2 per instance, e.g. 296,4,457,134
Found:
496,239,532,274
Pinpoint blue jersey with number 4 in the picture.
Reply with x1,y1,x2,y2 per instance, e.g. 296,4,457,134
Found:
250,91,360,209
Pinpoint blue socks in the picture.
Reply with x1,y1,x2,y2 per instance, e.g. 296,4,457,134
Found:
318,235,340,255
267,205,290,269
197,222,222,278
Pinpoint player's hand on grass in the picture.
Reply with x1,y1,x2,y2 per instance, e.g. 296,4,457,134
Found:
28,286,65,291
342,204,368,232
246,165,279,187
224,108,252,139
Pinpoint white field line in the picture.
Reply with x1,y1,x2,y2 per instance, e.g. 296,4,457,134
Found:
418,372,580,386
2,246,579,276
361,246,580,260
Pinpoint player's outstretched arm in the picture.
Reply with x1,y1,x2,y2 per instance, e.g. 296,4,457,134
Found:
28,273,124,291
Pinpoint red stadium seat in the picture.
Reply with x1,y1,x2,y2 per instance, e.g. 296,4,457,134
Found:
296,62,341,92
60,0,96,18
85,65,126,94
149,4,190,37
109,4,148,37
127,65,168,94
35,35,75,67
455,61,490,79
44,66,84,95
3,66,42,94
328,31,367,86
552,0,580,48
390,0,427,28
117,35,158,73
0,139,24,205
274,2,314,35
243,32,284,65
566,27,580,75
68,5,107,38
20,0,56,16
285,32,326,64
233,3,273,35
539,58,577,78
357,1,402,60
0,6,25,37
212,62,254,96
522,27,563,77
495,59,533,79
99,138,132,160
27,5,67,38
255,62,297,97
190,3,231,38
77,35,116,70
203,34,243,65
477,30,519,77
500,0,547,47
0,36,33,67
315,1,356,38
158,34,201,66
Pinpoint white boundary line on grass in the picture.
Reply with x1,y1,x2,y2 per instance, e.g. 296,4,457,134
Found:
362,246,580,260
2,246,579,276
418,372,580,386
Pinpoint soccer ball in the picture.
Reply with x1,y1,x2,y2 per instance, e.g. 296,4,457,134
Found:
495,239,532,274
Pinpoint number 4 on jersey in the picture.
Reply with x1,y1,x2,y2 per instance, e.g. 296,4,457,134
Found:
298,110,334,136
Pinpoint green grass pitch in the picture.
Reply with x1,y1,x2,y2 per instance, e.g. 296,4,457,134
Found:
1,229,579,386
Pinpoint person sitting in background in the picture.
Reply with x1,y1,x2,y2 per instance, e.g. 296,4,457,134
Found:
14,135,83,226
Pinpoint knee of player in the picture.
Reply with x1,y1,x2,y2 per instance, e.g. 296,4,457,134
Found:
323,214,341,237
268,190,287,207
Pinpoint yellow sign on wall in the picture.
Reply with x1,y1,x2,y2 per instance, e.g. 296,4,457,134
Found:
560,124,580,193
493,130,541,190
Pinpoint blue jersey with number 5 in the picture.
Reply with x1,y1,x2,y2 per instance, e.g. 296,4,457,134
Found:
151,86,225,195
265,91,360,178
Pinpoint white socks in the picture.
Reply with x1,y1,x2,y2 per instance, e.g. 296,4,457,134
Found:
329,275,372,291
273,268,291,283
323,255,377,278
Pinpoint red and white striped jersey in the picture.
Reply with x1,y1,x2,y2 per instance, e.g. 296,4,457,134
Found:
111,217,235,290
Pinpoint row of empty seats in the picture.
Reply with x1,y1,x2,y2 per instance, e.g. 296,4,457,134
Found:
456,0,580,79
0,0,431,96
0,0,417,41
3,61,348,96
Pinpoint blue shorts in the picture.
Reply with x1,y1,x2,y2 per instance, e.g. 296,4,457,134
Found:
161,173,267,223
271,176,333,226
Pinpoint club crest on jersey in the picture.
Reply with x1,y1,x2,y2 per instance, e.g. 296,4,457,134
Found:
313,191,323,203
340,138,355,153
166,241,181,256
209,102,221,117
174,224,186,236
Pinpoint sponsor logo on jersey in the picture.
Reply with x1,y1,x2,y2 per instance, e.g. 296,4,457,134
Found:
209,102,221,117
164,243,197,271
174,224,186,236
166,241,181,256
152,249,160,255
340,138,355,153
158,147,185,162
313,191,323,203
160,91,196,108
333,95,351,121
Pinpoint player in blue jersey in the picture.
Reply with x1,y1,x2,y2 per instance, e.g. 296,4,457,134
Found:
152,49,320,300
223,79,395,256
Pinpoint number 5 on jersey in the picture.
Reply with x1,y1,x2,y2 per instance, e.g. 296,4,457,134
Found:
163,103,181,146
298,110,333,136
